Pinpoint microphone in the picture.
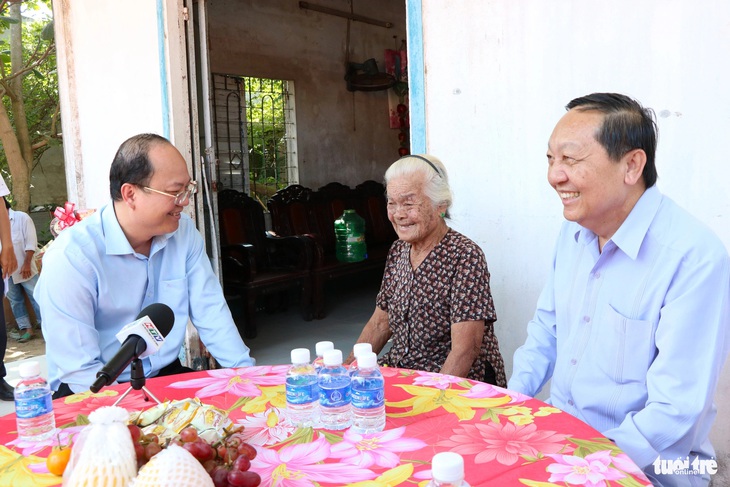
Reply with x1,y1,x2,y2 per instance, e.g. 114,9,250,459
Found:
89,303,175,393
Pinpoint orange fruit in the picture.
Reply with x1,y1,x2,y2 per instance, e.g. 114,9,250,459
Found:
46,445,72,476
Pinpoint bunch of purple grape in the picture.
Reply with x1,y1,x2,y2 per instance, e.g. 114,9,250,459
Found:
128,424,261,487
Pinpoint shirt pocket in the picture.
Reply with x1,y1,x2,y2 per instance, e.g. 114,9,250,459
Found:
12,233,25,249
158,277,189,322
591,304,656,385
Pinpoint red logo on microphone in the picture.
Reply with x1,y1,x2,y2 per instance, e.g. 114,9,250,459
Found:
143,322,164,343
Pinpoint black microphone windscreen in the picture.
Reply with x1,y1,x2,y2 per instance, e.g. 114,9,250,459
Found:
136,303,175,337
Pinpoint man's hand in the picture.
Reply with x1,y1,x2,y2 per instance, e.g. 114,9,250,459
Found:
20,250,34,279
1,246,17,279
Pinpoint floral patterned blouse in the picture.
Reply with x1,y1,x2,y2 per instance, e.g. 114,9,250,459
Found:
377,229,506,386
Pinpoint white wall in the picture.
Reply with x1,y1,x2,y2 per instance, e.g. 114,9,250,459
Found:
206,0,407,189
420,0,730,482
53,0,190,209
54,0,406,203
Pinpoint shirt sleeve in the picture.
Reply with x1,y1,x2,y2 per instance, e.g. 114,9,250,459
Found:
507,248,558,397
34,236,107,392
184,222,255,368
603,249,730,468
375,241,401,312
448,241,496,324
21,213,38,251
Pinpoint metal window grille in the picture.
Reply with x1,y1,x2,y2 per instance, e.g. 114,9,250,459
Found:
212,74,298,207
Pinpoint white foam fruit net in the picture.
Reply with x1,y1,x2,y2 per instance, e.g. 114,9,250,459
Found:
62,406,137,487
131,443,213,487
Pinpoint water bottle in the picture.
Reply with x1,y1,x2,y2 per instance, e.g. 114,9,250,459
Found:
285,348,319,427
14,361,56,442
313,341,334,372
334,209,367,262
426,452,470,487
350,352,386,434
349,342,373,376
318,349,352,430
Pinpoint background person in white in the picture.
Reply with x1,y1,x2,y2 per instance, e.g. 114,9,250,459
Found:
0,175,18,400
508,93,730,487
35,133,255,397
4,197,42,343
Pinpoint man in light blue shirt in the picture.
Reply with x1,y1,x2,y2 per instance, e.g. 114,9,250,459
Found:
509,93,730,487
35,133,255,396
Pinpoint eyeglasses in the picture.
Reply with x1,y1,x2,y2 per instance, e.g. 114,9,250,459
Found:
141,181,198,205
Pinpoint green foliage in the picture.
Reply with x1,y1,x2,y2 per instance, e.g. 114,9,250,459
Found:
40,19,53,41
243,77,290,200
0,15,19,27
0,0,58,176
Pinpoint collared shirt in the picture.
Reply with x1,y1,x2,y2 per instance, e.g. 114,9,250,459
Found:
7,209,39,284
35,203,255,392
508,186,730,485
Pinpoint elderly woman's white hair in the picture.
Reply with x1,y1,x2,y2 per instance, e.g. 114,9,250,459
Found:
384,154,453,217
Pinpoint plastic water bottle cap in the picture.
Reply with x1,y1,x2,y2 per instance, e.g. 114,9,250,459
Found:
353,343,373,358
357,352,378,369
18,361,41,379
291,348,311,364
431,452,465,483
315,341,335,356
322,349,343,366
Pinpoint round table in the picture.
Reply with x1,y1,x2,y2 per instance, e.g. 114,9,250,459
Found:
0,366,652,486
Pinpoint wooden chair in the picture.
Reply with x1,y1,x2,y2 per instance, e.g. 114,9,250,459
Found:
269,182,393,319
355,180,397,260
266,184,316,237
218,189,314,338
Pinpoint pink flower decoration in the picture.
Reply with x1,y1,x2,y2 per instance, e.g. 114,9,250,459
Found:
412,371,463,389
611,452,644,476
547,450,626,487
28,461,51,474
329,426,428,468
379,367,401,378
251,435,377,487
53,393,151,425
7,425,86,456
462,382,506,398
167,365,288,398
436,421,571,465
236,407,296,446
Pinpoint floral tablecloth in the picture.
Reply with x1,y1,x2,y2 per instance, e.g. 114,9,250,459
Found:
0,366,651,486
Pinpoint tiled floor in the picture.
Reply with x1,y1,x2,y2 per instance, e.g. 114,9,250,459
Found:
242,275,379,365
0,276,380,417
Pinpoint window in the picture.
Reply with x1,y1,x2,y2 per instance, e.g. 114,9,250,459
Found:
213,74,298,206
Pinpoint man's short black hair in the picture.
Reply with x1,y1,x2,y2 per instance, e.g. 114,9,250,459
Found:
567,93,658,188
109,133,171,201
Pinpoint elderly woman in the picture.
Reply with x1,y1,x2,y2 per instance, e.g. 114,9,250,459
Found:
349,154,505,385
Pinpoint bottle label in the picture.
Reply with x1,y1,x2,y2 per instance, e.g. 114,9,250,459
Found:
286,383,319,405
346,235,364,243
351,388,385,409
319,385,351,408
15,393,53,419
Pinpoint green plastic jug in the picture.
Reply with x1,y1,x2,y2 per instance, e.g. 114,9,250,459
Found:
334,209,367,262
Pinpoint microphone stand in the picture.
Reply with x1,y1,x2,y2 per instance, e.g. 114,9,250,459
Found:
112,358,162,406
